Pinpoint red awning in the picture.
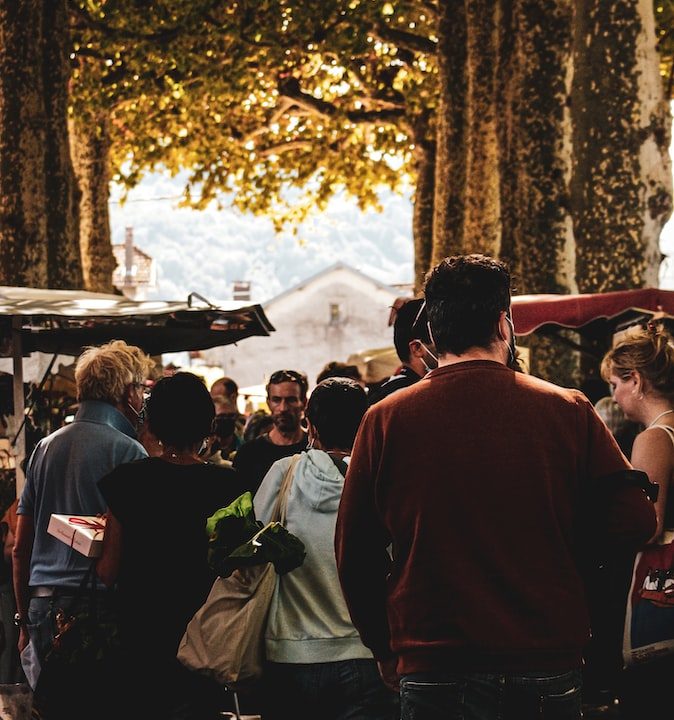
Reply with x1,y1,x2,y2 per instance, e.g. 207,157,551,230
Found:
510,288,674,336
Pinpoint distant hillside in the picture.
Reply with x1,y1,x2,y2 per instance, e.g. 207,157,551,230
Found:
109,171,414,303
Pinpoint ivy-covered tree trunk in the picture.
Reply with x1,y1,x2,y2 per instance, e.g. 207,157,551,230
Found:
71,115,117,293
410,112,435,294
43,0,82,290
0,0,49,286
431,0,467,266
495,0,519,275
464,0,500,257
571,0,672,293
507,0,575,295
431,0,670,386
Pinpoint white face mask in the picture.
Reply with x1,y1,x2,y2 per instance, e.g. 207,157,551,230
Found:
127,400,146,426
419,342,438,373
503,312,517,368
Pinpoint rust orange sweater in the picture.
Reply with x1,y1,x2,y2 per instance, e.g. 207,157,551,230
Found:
335,361,656,675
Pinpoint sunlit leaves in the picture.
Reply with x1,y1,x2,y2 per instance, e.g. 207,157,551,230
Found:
69,0,437,230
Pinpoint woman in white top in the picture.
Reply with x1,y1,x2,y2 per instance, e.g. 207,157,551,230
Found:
601,321,674,718
254,377,397,720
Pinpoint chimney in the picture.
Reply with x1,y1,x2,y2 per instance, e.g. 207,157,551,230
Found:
124,227,135,287
232,280,251,302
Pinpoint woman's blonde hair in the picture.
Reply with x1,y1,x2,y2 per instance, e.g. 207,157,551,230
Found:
75,340,155,404
600,323,674,399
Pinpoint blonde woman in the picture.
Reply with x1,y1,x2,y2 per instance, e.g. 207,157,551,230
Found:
601,322,674,718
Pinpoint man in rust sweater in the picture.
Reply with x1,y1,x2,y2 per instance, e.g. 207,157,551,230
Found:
335,254,656,720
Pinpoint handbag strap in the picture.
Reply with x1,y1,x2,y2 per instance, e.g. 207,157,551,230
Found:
62,558,98,617
271,453,301,524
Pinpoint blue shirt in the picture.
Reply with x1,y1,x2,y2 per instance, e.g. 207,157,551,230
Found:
18,401,147,588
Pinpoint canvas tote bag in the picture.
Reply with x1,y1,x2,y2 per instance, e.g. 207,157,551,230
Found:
177,454,301,688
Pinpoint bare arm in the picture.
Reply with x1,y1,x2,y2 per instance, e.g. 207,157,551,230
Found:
630,428,673,543
96,512,122,588
12,514,34,652
3,524,14,566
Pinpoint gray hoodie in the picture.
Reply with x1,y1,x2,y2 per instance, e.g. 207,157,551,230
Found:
253,449,373,663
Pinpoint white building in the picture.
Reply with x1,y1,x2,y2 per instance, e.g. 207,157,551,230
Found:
201,262,409,390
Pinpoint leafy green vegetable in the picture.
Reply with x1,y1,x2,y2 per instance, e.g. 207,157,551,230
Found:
206,492,306,578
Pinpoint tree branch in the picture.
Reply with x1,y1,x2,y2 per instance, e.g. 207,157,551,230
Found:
258,140,313,156
373,21,437,55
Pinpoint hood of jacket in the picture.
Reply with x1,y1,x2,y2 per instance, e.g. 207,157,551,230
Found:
291,448,348,514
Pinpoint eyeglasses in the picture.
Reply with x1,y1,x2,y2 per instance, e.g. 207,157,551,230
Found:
131,382,151,401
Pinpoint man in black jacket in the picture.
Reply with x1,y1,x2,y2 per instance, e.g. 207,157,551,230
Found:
368,297,437,405
232,369,309,494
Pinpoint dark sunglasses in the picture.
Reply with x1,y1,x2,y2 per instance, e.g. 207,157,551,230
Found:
268,370,307,385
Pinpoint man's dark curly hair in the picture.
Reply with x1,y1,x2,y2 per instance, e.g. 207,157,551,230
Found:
393,298,431,363
424,254,511,356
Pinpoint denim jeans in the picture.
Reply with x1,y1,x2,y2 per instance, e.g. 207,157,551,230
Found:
400,668,582,720
263,658,398,720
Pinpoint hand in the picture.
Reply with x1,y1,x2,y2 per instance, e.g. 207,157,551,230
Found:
377,656,399,692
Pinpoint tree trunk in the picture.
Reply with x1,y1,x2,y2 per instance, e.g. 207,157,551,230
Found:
0,0,49,286
431,0,467,266
507,0,575,295
571,0,672,292
43,0,82,289
410,113,435,294
464,0,500,257
71,115,117,293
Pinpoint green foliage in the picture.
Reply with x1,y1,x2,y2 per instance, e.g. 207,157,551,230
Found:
69,0,438,231
206,491,306,578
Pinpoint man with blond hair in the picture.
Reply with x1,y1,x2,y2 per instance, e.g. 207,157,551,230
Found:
12,339,155,719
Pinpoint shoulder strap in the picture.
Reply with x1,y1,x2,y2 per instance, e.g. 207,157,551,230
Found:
328,453,348,477
647,424,674,448
271,453,301,524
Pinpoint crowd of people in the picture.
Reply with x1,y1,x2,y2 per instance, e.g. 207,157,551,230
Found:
0,252,670,720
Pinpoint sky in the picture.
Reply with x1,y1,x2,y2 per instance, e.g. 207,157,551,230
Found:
109,172,415,304
109,126,674,304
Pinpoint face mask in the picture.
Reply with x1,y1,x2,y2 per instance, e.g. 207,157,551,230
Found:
419,342,439,373
127,401,146,426
503,312,517,368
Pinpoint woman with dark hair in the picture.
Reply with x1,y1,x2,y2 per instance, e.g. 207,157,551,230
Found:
97,372,246,719
254,377,397,720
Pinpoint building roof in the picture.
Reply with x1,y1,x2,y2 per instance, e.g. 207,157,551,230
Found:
263,261,405,309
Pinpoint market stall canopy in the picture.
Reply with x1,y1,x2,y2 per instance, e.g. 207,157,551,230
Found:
347,346,400,384
0,286,275,357
510,288,674,337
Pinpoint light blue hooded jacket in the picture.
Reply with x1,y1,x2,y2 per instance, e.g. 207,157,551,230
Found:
253,449,373,663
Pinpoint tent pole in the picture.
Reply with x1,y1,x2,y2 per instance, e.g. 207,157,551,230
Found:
11,317,25,496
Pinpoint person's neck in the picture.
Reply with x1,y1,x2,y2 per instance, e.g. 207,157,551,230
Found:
642,401,674,427
160,445,203,465
268,426,304,446
114,400,139,430
437,345,505,368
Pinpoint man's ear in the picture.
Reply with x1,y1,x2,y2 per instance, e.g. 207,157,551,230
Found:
408,339,423,359
497,311,510,343
122,383,133,404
